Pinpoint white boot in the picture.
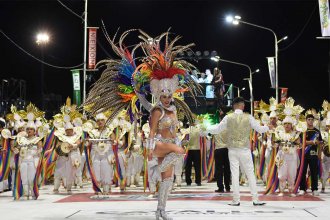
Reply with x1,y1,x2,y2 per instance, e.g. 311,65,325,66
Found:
23,184,29,199
126,175,131,187
77,176,83,188
130,176,136,187
53,178,61,193
67,184,72,195
103,184,111,195
134,173,140,186
156,177,173,220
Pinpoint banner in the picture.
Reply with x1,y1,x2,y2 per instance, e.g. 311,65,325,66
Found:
280,88,288,103
88,27,98,69
318,0,330,36
225,84,233,106
267,57,276,88
71,69,81,106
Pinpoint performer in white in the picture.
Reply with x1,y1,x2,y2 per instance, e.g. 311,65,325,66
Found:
16,118,43,199
263,110,279,182
53,99,82,194
7,106,27,189
275,116,301,196
321,101,330,193
87,112,114,195
321,118,330,193
54,122,82,194
127,130,144,187
113,111,132,192
174,122,188,188
0,117,10,193
205,97,271,206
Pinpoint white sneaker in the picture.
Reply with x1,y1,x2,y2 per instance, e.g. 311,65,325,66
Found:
298,190,306,196
290,193,296,197
312,191,319,196
278,192,284,197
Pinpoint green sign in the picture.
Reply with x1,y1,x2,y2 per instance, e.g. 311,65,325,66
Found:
71,69,81,106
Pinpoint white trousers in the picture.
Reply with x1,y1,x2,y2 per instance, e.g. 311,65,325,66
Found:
54,156,76,185
20,159,37,186
126,152,143,176
117,151,127,186
92,152,113,185
228,147,258,202
277,151,298,191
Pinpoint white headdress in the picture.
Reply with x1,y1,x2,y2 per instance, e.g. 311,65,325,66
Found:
95,113,107,121
321,100,330,126
53,97,83,131
281,97,304,127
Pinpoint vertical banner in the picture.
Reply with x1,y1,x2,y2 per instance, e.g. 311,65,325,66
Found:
71,69,81,106
88,27,98,69
280,88,288,103
318,0,330,36
225,84,233,106
267,57,276,88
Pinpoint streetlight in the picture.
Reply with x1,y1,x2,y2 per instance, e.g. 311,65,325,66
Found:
36,33,49,45
36,32,50,110
238,87,245,97
211,56,257,114
226,15,288,103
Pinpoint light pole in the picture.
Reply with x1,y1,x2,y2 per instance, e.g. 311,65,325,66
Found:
36,32,49,110
226,15,287,103
83,0,88,103
211,56,258,114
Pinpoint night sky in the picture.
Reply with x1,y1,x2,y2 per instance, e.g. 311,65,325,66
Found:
0,0,329,112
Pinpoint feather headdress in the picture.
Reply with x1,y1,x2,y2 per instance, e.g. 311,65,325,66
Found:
135,30,202,123
83,28,202,124
83,28,140,123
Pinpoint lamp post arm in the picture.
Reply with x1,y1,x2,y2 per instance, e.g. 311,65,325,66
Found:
218,58,252,73
239,20,277,41
238,19,279,102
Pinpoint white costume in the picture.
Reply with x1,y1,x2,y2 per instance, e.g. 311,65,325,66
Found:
54,123,82,194
87,115,114,194
321,106,330,192
275,97,304,196
126,131,144,187
207,108,269,204
321,129,330,191
275,122,300,196
0,123,10,192
17,128,42,199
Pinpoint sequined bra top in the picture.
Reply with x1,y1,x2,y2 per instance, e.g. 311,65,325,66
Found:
155,106,179,134
158,115,179,130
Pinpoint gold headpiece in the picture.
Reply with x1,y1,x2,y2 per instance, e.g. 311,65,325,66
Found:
305,108,319,119
53,97,83,128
